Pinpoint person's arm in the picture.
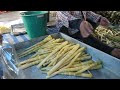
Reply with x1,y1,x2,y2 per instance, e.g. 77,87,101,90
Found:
86,11,102,24
86,11,110,27
56,11,78,28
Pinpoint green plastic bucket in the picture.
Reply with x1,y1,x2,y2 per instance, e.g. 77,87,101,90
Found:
20,11,48,39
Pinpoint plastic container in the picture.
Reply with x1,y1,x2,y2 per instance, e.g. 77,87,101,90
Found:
20,11,48,39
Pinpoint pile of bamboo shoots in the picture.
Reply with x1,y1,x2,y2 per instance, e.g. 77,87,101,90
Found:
17,35,103,79
93,25,120,49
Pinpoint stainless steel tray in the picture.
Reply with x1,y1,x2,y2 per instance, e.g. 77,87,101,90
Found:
3,33,120,79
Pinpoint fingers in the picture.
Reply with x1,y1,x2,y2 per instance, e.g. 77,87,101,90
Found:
100,17,110,27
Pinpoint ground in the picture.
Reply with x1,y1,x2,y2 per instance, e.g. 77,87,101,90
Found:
0,11,21,22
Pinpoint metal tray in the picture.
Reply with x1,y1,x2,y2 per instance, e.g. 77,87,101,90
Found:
3,33,120,79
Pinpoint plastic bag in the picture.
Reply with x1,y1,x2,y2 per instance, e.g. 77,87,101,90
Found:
0,43,18,78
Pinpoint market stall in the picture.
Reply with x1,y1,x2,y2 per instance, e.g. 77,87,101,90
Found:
0,11,120,79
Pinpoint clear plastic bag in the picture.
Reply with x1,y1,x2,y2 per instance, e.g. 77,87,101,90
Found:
0,43,16,78
0,41,25,79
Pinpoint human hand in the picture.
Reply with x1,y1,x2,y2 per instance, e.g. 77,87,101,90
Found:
111,48,120,59
80,21,93,38
100,17,110,27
